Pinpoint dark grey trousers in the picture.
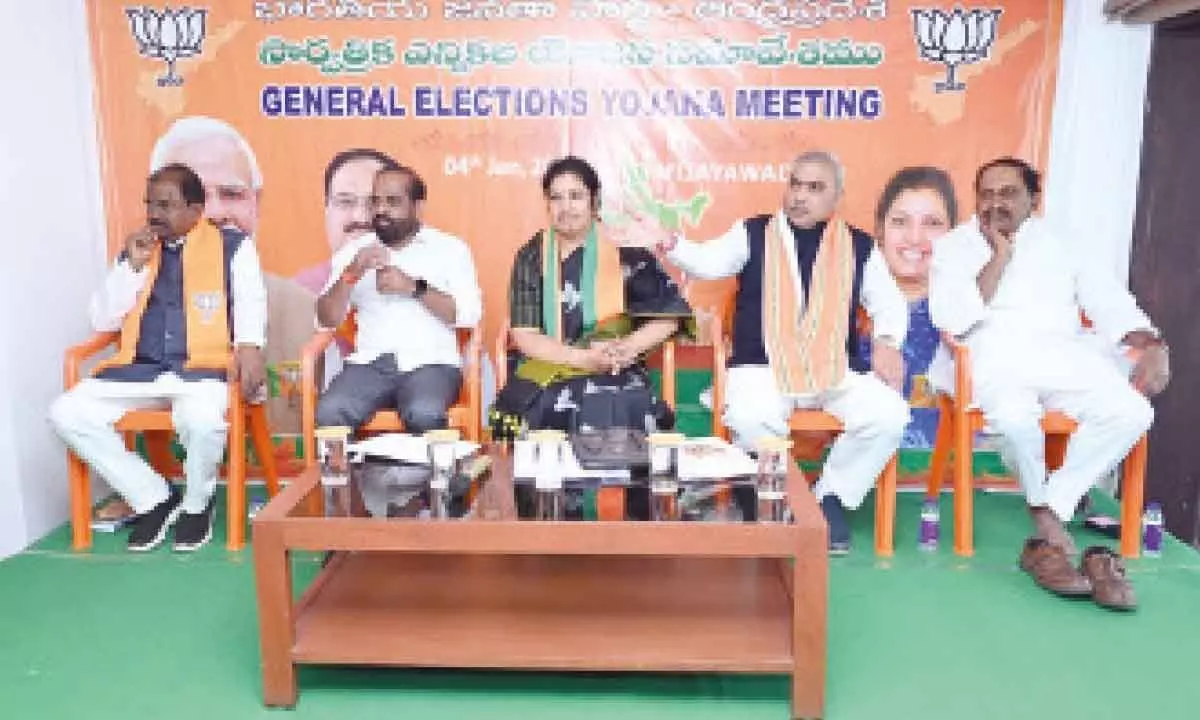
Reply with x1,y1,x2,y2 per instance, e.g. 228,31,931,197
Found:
315,354,462,435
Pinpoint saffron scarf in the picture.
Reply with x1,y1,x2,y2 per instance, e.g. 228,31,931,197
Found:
96,221,230,372
762,213,855,395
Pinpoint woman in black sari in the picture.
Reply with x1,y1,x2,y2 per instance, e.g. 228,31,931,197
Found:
490,155,694,440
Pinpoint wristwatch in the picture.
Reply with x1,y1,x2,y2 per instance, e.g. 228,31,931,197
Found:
411,277,428,299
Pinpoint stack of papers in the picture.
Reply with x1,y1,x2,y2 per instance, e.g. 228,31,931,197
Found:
511,437,756,481
347,433,479,465
676,438,758,479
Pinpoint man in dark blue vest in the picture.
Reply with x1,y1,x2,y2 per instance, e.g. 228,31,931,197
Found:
618,150,910,553
50,164,268,553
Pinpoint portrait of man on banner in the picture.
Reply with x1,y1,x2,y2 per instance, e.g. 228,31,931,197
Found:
295,148,402,296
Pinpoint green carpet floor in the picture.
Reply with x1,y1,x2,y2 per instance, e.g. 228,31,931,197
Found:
2,487,1199,719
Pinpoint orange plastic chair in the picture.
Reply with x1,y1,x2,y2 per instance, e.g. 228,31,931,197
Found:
300,312,482,468
494,320,678,521
709,304,899,556
926,324,1148,558
64,332,281,551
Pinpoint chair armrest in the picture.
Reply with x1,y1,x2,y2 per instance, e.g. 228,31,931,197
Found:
710,313,729,439
225,349,244,409
300,329,336,394
660,337,677,410
494,322,511,390
940,331,974,408
64,332,120,390
300,329,336,465
458,326,482,440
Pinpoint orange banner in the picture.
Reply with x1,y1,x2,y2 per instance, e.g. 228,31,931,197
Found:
88,0,1061,451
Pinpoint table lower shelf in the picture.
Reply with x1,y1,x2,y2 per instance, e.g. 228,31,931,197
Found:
292,552,795,673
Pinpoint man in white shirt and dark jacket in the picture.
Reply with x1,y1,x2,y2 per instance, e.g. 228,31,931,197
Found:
616,150,911,555
50,164,268,553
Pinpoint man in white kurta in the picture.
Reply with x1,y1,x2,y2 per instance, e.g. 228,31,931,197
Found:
619,151,910,553
929,158,1168,555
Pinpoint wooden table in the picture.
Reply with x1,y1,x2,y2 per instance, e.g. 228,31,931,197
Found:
253,448,828,718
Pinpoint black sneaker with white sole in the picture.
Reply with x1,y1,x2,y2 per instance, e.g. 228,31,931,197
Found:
127,488,183,552
820,495,851,555
173,499,215,552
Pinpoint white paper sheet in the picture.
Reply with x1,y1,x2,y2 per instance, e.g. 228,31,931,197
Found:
511,437,754,481
676,437,758,479
347,433,479,465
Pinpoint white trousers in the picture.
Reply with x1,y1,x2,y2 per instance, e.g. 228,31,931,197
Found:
49,375,229,514
970,333,1153,522
724,367,909,509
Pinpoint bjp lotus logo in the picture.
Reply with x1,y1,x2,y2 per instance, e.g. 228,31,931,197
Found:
126,6,208,87
912,6,1002,93
191,291,222,324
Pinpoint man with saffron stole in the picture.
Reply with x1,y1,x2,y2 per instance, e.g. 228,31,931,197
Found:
491,156,693,442
617,151,909,554
50,164,268,553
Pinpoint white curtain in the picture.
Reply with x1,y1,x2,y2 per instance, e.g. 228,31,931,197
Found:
1043,0,1154,285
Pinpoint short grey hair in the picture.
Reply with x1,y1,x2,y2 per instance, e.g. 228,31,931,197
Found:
148,115,264,189
792,150,844,197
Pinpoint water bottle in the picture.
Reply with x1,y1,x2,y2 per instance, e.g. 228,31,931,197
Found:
1142,501,1164,557
918,499,940,552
